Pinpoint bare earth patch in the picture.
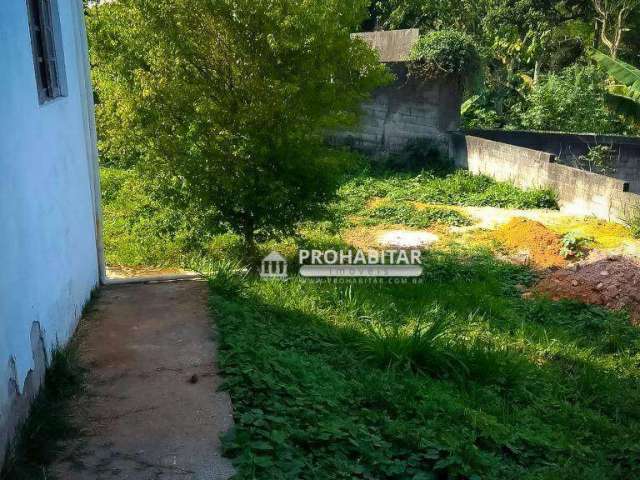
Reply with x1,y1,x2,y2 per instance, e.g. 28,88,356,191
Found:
377,230,440,249
106,264,196,280
488,218,567,269
452,206,638,252
344,225,441,250
450,206,573,232
534,256,640,323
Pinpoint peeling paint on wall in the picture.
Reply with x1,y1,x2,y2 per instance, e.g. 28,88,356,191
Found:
0,323,49,463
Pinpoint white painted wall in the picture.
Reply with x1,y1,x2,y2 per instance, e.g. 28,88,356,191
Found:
0,0,99,445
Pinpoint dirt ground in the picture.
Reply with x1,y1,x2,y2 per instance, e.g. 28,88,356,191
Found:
534,256,640,323
106,264,197,280
50,281,235,480
345,204,640,322
489,218,567,269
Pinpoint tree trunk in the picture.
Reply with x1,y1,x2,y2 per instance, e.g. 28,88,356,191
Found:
240,218,259,271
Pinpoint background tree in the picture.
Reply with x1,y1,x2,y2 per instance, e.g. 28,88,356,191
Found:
89,0,390,259
515,64,626,133
367,0,640,134
593,0,640,58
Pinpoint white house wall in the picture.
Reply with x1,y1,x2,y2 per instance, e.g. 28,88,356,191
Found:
0,0,99,456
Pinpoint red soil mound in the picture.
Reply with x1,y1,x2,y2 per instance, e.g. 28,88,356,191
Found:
534,256,640,323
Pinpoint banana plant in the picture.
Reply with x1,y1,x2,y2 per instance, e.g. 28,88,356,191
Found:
591,50,640,103
591,50,640,123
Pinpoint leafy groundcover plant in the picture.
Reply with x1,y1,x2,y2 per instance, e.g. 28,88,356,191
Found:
209,251,640,479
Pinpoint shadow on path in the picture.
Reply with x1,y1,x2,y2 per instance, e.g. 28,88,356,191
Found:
51,280,235,480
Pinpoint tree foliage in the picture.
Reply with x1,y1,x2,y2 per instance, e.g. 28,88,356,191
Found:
592,0,640,58
409,29,480,86
89,0,390,252
592,49,640,102
368,0,640,134
516,64,625,133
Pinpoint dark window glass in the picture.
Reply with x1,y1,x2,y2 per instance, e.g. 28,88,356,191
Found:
26,0,65,103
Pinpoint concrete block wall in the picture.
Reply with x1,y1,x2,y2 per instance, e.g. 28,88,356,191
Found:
465,129,640,193
333,65,462,156
451,134,640,222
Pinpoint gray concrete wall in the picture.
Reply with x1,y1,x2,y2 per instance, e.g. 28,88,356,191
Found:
333,64,462,155
466,129,640,193
351,29,419,63
451,134,640,222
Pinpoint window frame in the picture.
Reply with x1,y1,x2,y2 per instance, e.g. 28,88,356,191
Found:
25,0,67,104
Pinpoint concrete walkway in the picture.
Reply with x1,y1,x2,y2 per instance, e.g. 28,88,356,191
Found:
51,280,235,480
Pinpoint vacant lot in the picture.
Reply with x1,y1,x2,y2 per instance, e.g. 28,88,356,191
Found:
103,162,640,478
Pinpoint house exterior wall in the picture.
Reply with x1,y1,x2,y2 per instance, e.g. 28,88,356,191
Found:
0,0,99,461
332,64,462,156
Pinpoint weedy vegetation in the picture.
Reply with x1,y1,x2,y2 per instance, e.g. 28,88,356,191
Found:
209,249,640,479
559,232,593,259
102,161,558,267
363,203,472,228
332,169,557,228
625,207,640,239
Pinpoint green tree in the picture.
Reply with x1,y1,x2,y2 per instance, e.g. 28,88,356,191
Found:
409,29,481,88
367,0,602,129
592,0,640,58
516,64,625,133
89,0,389,258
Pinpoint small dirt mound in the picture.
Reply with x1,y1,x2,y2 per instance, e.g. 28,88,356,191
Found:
491,218,566,269
534,256,640,323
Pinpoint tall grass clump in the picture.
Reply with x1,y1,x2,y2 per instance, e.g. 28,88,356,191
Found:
355,307,469,377
206,260,249,298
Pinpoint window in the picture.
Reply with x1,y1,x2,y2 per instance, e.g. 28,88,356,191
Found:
26,0,66,104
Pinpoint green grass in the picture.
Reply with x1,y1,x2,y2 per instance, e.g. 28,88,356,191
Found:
100,157,638,478
209,251,640,479
364,202,472,228
101,164,558,267
624,208,640,239
333,169,557,220
1,347,85,480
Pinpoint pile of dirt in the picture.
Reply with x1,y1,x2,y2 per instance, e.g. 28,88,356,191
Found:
534,256,640,323
491,218,566,269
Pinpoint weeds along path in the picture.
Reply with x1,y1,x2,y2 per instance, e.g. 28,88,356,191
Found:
50,281,235,480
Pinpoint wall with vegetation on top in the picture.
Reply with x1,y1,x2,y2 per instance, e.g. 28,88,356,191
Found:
334,64,462,155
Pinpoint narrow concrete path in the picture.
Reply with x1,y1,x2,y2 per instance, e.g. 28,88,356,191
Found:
51,281,235,480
